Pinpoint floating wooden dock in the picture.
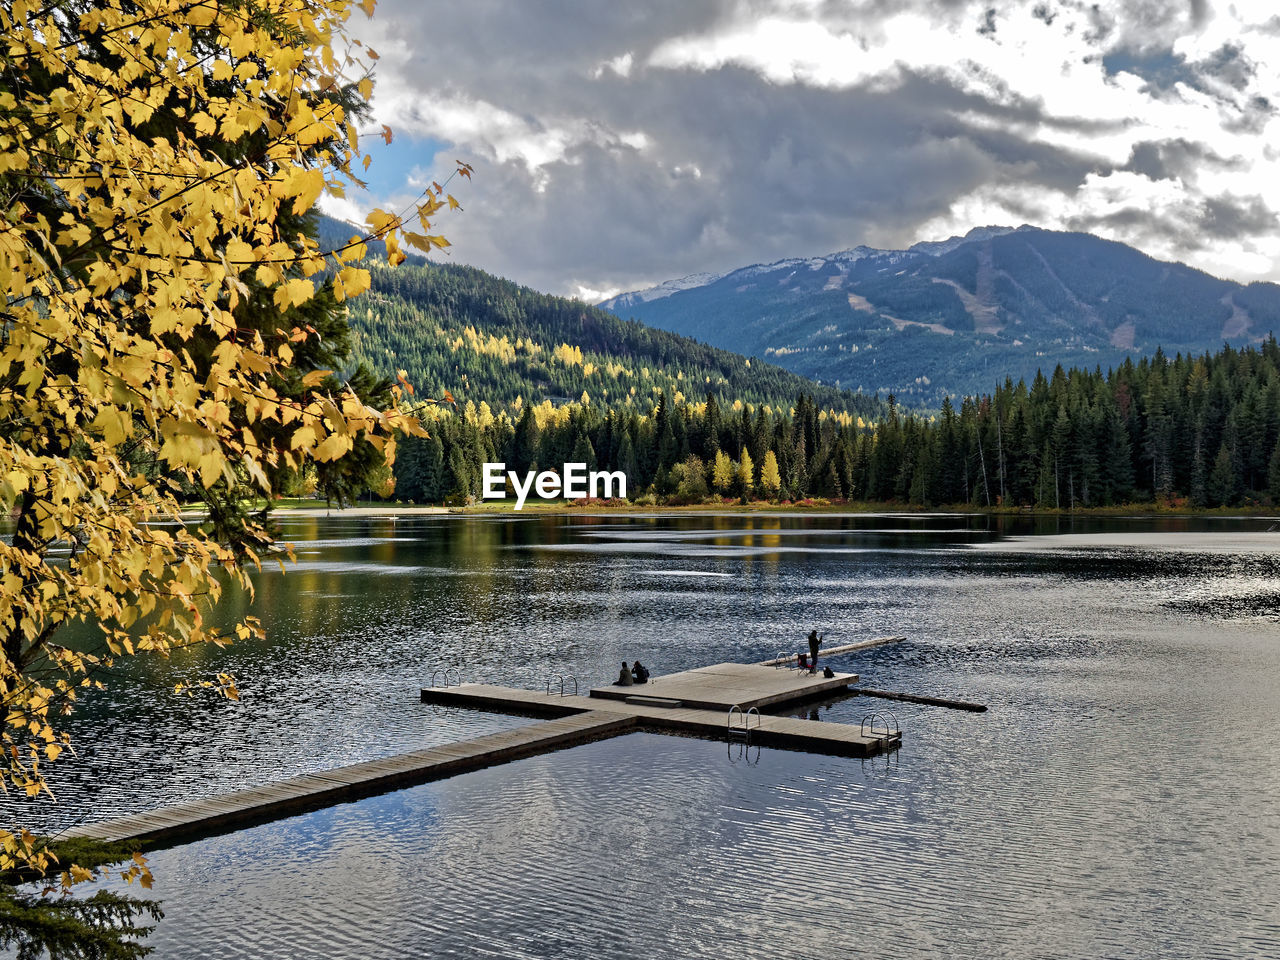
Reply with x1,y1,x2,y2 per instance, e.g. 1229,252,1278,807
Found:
60,711,634,847
423,662,900,758
422,682,892,755
65,658,903,849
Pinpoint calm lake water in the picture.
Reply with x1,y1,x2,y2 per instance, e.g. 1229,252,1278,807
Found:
7,512,1280,958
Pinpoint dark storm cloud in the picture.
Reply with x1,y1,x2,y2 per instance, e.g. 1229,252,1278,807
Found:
440,64,1110,293
1065,206,1184,238
1063,192,1275,253
1201,195,1276,239
1201,43,1255,90
1123,138,1244,181
349,0,1280,295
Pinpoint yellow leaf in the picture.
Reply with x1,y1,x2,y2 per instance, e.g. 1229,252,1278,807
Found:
287,168,325,215
314,432,351,461
290,423,318,450
273,278,314,311
225,237,253,264
337,265,370,298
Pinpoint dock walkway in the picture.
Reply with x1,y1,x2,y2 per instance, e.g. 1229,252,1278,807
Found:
61,711,633,847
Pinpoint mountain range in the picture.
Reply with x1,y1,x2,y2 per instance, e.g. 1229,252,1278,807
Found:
600,226,1280,406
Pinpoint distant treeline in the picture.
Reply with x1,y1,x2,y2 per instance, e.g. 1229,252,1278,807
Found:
393,338,1280,508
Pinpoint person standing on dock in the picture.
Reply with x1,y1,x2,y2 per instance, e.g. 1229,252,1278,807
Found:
807,630,821,675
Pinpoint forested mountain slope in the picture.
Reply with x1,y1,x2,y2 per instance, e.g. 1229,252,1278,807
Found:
319,215,881,420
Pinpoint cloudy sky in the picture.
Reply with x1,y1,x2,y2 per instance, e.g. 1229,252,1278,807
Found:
321,0,1280,301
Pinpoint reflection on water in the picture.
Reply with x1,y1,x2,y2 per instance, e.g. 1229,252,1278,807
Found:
7,512,1280,958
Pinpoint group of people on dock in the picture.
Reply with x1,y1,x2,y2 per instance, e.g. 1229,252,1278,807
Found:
615,660,650,686
615,630,825,688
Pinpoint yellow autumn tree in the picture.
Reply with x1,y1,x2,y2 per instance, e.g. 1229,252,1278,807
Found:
711,450,734,494
736,448,754,496
0,0,457,886
760,450,782,499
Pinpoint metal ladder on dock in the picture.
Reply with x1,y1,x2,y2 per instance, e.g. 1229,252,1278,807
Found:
727,704,761,743
860,709,901,745
545,674,579,697
426,667,461,715
429,667,461,688
727,704,762,764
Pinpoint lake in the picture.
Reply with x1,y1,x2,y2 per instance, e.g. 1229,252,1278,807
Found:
6,512,1280,958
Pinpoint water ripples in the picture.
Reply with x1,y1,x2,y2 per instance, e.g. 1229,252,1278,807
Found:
11,514,1280,958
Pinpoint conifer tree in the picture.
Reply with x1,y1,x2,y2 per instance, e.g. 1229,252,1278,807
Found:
422,433,448,503
1207,441,1239,507
511,405,540,473
1268,438,1280,505
572,429,597,472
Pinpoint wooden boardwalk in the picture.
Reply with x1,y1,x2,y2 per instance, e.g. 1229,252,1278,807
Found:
60,711,634,847
66,658,902,849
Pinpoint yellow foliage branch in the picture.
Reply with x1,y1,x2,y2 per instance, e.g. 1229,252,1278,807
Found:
0,0,455,885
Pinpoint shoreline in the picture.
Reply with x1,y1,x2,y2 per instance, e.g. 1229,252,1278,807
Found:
245,498,1280,521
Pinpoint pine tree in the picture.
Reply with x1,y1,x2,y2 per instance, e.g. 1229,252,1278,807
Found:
393,436,427,502
1102,412,1135,505
1207,441,1239,507
422,433,448,503
790,429,810,498
447,447,475,502
1268,437,1280,505
511,405,540,473
909,435,936,506
571,429,597,472
618,430,641,498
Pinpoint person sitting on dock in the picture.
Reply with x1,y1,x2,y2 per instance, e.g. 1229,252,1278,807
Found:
631,660,650,684
616,661,634,686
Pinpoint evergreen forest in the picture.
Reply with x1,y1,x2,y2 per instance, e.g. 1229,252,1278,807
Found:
393,339,1280,510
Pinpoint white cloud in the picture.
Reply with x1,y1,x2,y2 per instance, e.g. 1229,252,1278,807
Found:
594,51,635,78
